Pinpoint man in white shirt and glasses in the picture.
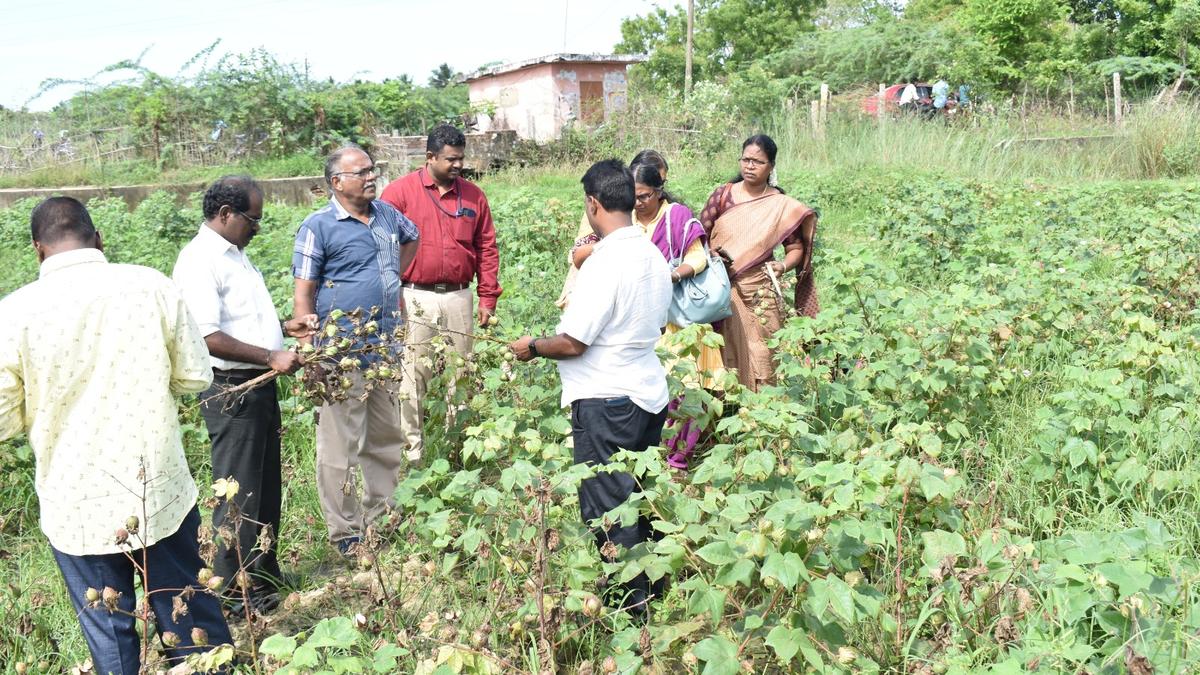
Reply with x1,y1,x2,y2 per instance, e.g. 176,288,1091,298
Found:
508,159,672,619
173,176,317,615
0,197,232,674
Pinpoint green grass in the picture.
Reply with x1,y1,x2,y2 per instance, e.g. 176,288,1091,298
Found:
0,152,323,189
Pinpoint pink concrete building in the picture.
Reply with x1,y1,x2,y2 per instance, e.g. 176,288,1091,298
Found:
464,54,642,142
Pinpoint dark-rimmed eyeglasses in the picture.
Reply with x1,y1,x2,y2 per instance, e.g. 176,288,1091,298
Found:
739,157,768,168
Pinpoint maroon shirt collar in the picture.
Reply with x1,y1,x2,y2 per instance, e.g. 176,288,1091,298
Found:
420,167,458,195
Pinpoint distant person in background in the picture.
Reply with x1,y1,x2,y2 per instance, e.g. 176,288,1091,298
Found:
557,149,669,309
0,197,232,674
699,134,819,392
933,79,950,110
293,145,419,558
898,82,919,109
509,159,672,618
31,127,44,149
173,175,318,615
958,84,971,107
379,124,502,464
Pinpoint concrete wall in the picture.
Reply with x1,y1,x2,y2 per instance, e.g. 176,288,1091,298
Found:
0,175,329,210
373,130,518,174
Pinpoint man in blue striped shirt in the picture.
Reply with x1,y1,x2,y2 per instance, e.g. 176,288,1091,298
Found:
292,145,419,556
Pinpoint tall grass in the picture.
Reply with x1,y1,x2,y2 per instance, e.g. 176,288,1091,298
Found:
563,92,1200,183
767,99,1200,181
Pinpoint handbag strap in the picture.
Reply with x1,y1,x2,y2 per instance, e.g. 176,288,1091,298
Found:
664,204,686,265
664,204,713,265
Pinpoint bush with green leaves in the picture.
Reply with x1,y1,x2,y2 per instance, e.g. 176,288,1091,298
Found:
2,166,1200,673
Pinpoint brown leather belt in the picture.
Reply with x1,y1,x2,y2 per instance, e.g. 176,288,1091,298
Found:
402,282,470,293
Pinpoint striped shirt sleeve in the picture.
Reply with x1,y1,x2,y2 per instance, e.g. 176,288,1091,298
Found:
292,220,325,281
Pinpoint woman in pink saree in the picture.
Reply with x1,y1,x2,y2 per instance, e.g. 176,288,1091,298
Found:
699,134,818,391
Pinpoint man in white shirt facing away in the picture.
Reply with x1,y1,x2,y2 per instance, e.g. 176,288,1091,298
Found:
509,159,672,618
173,176,317,616
0,197,232,674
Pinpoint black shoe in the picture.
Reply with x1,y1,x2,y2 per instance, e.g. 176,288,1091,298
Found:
223,590,280,621
335,536,362,559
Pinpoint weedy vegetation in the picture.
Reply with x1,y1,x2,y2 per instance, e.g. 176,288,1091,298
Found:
0,158,1198,674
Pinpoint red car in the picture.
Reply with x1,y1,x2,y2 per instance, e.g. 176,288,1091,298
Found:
862,83,938,117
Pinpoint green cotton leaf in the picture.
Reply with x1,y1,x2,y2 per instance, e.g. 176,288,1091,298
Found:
761,552,807,590
741,450,776,479
918,433,943,457
714,558,757,587
329,656,365,674
544,414,571,436
697,541,739,566
652,519,683,534
305,616,359,649
1096,562,1153,597
652,619,705,653
945,420,970,439
687,587,727,625
373,644,409,673
1064,437,1098,468
823,576,857,623
1112,457,1149,486
918,466,957,501
765,625,821,667
693,635,741,675
290,644,320,668
921,530,967,575
259,633,297,658
896,457,922,485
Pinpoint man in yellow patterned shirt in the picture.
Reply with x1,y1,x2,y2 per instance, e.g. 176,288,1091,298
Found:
0,197,232,675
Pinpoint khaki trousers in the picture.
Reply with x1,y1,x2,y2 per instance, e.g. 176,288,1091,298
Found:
399,287,474,461
315,371,405,542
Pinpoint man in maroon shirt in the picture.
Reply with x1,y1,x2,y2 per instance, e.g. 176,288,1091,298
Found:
380,124,501,462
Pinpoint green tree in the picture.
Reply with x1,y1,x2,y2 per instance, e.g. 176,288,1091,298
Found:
615,0,822,90
615,5,698,89
428,63,458,88
1165,0,1200,68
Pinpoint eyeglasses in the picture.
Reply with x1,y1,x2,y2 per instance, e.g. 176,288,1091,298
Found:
739,157,768,168
233,208,262,225
336,165,382,180
634,191,659,204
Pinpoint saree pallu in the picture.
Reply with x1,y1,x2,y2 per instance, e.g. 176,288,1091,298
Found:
707,189,818,391
555,213,595,310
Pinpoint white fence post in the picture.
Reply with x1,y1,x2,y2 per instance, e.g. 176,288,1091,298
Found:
1113,72,1123,126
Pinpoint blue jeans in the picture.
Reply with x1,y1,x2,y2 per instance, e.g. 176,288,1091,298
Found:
52,506,233,675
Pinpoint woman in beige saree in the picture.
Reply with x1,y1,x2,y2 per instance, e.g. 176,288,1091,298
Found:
699,134,818,391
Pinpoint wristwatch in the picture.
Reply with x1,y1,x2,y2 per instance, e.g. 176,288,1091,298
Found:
528,338,540,358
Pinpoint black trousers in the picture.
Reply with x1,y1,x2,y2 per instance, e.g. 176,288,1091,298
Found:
200,370,283,591
571,396,667,605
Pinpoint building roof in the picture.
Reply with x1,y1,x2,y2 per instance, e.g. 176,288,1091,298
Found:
462,53,645,83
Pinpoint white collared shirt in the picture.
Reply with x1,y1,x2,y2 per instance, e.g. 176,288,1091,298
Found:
0,249,211,555
173,224,284,370
556,225,672,413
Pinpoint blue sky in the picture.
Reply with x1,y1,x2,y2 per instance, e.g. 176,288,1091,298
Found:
1,0,659,111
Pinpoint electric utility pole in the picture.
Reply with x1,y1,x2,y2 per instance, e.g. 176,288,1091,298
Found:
684,0,695,98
